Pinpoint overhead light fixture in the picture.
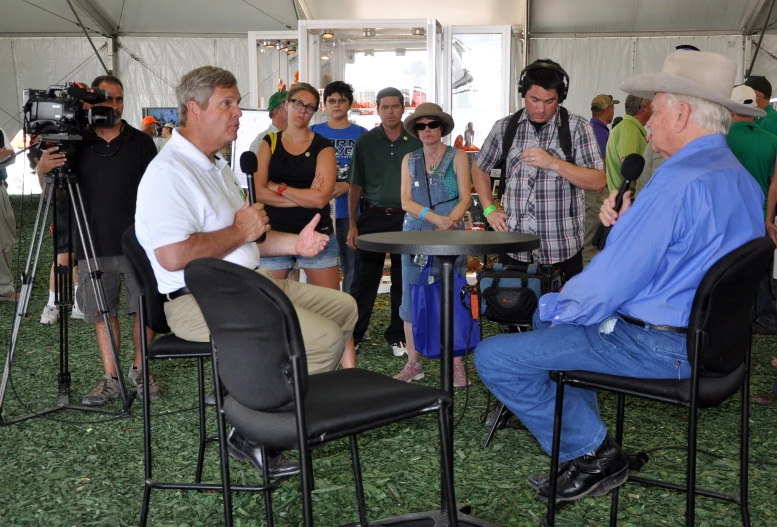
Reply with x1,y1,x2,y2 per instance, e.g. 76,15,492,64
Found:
395,48,405,57
287,42,297,55
321,53,330,61
364,49,374,57
322,28,335,39
411,28,425,36
278,41,288,51
263,40,277,49
363,28,376,37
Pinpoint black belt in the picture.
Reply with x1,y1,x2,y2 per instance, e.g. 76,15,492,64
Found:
365,202,403,215
618,313,688,334
166,286,191,301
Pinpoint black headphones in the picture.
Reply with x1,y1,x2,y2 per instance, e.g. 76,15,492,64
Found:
518,61,570,103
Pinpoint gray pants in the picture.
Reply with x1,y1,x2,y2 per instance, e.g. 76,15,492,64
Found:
0,184,15,295
582,188,609,266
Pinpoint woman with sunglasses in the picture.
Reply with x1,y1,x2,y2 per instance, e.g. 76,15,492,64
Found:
254,82,356,368
394,103,472,387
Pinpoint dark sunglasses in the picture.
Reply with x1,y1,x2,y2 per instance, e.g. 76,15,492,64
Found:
414,121,443,131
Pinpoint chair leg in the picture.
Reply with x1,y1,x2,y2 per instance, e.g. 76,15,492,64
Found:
300,448,315,527
260,445,274,527
483,402,507,449
349,435,369,527
195,357,207,483
211,352,234,527
609,393,626,527
139,304,153,527
740,348,752,527
545,373,566,527
438,402,459,527
686,332,703,527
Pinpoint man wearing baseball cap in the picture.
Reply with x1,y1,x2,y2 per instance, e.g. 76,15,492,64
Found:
744,75,777,136
141,115,159,137
584,94,619,264
476,50,765,504
248,90,288,154
727,84,777,214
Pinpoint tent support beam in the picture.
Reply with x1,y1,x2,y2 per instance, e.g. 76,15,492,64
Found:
66,0,110,75
748,0,777,77
72,0,116,38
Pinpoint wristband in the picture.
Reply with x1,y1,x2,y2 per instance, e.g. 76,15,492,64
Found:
483,205,497,217
420,207,430,221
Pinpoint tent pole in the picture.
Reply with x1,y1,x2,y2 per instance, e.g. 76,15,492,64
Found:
747,0,776,78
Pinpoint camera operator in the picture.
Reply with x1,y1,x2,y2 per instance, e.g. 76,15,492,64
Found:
35,75,158,406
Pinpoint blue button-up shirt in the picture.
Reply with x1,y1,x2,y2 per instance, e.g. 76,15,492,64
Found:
540,134,765,327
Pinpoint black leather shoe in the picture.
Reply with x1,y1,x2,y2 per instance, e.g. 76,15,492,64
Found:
226,428,301,477
537,434,628,502
528,460,571,491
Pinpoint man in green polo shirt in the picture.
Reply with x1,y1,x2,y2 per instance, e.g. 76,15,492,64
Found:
745,75,777,137
727,85,777,216
347,87,422,354
605,95,651,191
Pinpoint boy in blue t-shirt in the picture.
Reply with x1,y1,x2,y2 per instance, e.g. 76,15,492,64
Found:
310,81,367,296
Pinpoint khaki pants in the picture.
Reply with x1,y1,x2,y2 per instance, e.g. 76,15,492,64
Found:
582,188,609,266
0,184,15,295
164,268,356,375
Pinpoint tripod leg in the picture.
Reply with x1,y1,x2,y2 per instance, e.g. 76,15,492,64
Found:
0,182,54,419
67,180,131,409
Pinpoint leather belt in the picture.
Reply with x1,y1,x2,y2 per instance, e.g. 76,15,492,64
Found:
365,202,403,215
618,313,687,334
166,286,191,302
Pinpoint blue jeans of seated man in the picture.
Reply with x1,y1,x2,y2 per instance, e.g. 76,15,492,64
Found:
474,311,691,463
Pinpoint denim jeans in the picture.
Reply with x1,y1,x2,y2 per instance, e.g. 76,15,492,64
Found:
475,311,691,462
335,217,356,295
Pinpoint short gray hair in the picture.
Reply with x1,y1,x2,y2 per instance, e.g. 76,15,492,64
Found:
176,66,237,126
664,93,731,134
624,95,649,116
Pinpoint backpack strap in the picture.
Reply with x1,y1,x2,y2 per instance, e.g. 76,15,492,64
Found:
558,106,574,164
497,109,523,200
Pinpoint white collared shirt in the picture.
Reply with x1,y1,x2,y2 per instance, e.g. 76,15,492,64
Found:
135,129,260,294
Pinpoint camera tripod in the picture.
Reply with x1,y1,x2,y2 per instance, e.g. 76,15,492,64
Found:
0,161,134,424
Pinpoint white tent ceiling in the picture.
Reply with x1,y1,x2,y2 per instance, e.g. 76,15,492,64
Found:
2,0,776,37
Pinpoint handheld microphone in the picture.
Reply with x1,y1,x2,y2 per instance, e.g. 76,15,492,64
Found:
239,151,266,243
592,153,645,251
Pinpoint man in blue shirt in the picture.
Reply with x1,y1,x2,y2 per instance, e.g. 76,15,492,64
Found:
310,81,367,297
475,51,765,503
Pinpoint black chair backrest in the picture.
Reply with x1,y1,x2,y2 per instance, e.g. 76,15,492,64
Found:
688,236,773,375
184,258,308,411
122,226,171,335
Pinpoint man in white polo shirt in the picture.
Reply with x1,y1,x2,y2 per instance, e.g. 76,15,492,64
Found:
135,66,357,477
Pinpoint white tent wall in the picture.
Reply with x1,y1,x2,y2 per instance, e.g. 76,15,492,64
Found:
529,35,747,121
115,37,250,129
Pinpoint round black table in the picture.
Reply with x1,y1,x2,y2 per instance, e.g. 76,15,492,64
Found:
357,230,540,527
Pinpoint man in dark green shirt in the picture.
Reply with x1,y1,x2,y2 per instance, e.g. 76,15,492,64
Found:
727,85,777,217
744,75,777,137
347,88,422,352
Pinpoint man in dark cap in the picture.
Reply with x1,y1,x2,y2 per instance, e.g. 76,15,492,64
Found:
744,75,777,136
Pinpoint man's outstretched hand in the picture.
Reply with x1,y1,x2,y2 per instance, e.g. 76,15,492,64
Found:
295,214,328,257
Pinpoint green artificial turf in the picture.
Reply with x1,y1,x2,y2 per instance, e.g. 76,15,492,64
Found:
0,193,776,526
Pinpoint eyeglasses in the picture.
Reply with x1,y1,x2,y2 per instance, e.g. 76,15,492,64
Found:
326,98,349,106
289,98,318,115
414,121,443,131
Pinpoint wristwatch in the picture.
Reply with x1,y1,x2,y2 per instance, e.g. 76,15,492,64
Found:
277,182,288,195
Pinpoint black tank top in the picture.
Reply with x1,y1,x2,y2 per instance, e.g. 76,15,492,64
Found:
263,131,335,235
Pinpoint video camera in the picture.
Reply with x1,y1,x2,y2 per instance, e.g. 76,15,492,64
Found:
23,82,114,142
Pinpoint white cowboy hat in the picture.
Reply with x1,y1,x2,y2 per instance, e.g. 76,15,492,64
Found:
620,51,765,117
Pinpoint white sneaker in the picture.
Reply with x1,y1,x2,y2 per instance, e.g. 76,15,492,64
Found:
40,304,60,325
390,342,407,357
71,305,85,320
